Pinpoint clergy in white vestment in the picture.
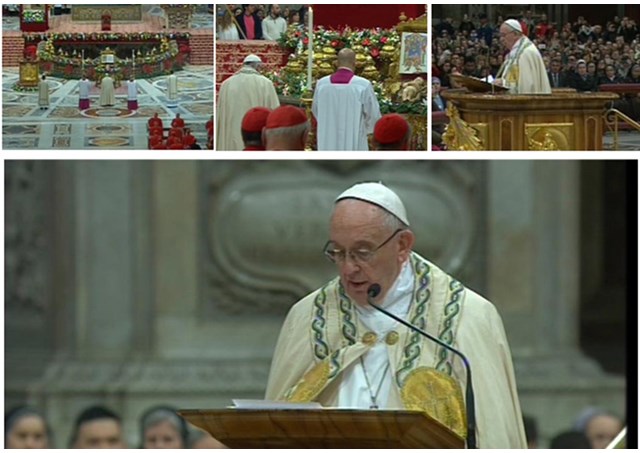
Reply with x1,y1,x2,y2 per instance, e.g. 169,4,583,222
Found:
312,49,382,151
127,77,138,111
216,54,280,151
167,71,179,106
38,75,50,110
495,19,551,94
266,182,528,448
78,75,91,110
99,74,116,107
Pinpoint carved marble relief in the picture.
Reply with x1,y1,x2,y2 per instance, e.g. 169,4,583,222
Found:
201,161,485,317
5,161,51,316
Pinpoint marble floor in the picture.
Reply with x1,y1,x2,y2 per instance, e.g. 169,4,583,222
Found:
2,66,213,150
603,131,640,151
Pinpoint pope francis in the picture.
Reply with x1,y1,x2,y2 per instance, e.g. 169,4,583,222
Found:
265,182,527,448
495,19,552,94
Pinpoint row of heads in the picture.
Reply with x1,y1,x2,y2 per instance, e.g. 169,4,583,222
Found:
5,404,203,449
241,106,411,151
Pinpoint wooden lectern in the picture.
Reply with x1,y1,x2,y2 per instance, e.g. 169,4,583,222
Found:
179,408,465,449
443,74,618,151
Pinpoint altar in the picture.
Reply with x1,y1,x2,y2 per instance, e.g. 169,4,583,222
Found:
33,32,190,81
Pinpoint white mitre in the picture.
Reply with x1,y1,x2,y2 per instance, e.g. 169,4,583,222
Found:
504,19,523,33
335,182,410,226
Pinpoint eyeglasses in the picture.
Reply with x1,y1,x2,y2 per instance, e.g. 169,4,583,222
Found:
323,229,404,265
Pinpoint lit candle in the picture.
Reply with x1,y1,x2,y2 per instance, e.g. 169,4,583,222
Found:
81,49,85,69
306,6,313,91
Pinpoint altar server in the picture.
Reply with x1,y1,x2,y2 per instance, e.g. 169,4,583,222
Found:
167,71,179,107
78,75,91,110
38,75,50,110
312,49,381,151
127,76,139,111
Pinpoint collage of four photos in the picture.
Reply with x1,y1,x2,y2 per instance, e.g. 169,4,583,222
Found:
3,2,637,451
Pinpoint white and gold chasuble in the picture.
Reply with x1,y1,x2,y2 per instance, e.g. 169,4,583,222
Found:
497,36,552,94
265,252,527,448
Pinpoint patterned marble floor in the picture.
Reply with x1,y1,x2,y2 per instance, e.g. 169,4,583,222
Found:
2,66,213,150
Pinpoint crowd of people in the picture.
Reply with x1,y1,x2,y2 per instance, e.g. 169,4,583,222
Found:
216,4,308,41
147,113,213,150
432,11,640,91
4,404,224,449
217,52,413,151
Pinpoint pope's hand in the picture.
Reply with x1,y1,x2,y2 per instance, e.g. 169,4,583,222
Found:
494,78,504,87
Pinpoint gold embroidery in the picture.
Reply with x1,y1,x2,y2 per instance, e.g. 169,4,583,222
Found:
286,361,331,403
506,64,519,86
400,366,467,438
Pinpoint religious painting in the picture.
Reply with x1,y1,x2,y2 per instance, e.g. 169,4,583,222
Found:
399,32,428,74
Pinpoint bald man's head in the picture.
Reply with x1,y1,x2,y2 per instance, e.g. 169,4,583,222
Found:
337,49,356,71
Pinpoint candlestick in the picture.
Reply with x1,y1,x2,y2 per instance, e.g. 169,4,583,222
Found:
306,6,313,91
81,49,85,70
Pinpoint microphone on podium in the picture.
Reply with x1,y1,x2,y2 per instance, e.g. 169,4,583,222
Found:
366,283,477,449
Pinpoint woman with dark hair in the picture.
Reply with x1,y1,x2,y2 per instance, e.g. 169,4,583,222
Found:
140,405,189,449
288,10,300,26
5,406,51,449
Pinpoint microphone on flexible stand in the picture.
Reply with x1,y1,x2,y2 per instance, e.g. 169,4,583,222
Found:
367,283,477,449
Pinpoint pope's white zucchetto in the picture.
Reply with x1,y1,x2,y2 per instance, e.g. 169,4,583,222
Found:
243,54,262,64
335,182,410,226
504,19,523,33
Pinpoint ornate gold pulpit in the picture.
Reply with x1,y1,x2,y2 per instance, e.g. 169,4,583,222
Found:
442,89,619,151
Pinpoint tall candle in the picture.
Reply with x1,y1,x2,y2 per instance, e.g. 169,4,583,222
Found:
306,7,313,90
81,49,85,69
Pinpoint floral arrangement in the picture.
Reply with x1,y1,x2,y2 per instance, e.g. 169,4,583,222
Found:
266,69,308,99
36,33,184,81
273,25,407,107
12,84,39,92
22,9,46,23
24,32,191,43
278,25,399,63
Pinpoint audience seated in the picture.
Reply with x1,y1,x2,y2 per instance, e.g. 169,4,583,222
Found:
139,405,188,449
69,405,127,449
433,12,640,94
5,406,51,449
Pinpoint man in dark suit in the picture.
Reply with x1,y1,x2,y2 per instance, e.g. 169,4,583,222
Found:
235,4,263,40
547,58,567,88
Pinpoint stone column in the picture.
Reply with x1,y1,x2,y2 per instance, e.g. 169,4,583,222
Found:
31,161,154,446
487,161,624,446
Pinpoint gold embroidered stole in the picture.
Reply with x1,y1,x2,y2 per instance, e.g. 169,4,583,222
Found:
283,253,468,438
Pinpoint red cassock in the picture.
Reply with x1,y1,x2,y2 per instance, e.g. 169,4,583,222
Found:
148,117,163,129
183,134,197,147
169,128,184,139
171,118,185,129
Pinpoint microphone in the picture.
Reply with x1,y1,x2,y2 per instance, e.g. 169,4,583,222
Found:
367,284,477,449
